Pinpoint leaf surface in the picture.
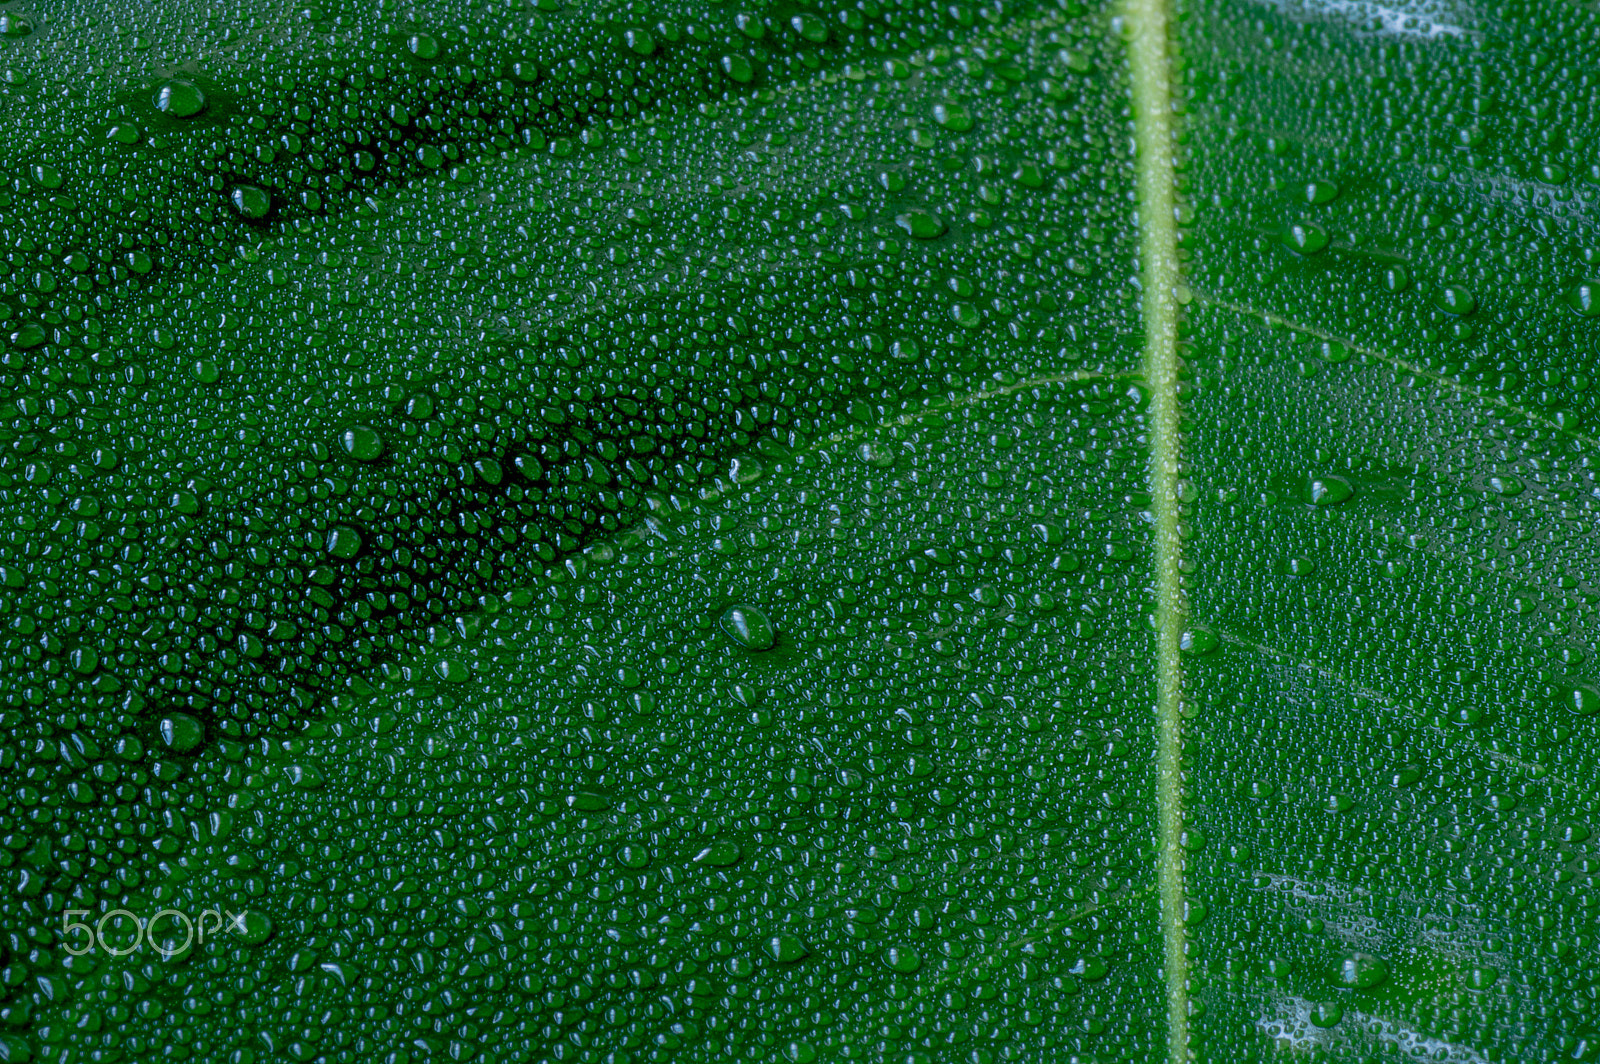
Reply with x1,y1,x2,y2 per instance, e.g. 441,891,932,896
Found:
3,0,1598,1061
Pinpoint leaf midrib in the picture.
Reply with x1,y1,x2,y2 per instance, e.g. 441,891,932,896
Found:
1123,0,1189,1058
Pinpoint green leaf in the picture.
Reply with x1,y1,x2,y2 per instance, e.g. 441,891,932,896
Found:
4,0,1598,1061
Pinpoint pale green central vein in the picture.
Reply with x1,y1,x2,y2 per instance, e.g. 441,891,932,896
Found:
1123,0,1189,1059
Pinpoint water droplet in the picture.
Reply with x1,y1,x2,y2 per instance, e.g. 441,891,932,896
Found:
895,210,947,240
1309,1002,1344,1028
765,934,808,963
1334,952,1389,991
720,604,776,650
1487,475,1522,496
933,102,973,131
230,184,271,220
1306,476,1352,505
729,456,763,484
339,425,384,461
1567,282,1600,317
1431,285,1476,315
1315,340,1348,363
693,840,743,866
1282,222,1329,255
234,912,274,946
153,79,206,118
882,946,922,972
1303,179,1339,205
325,525,363,558
616,844,651,869
434,659,470,683
566,792,611,812
407,33,441,60
857,441,894,468
790,13,828,41
159,713,204,753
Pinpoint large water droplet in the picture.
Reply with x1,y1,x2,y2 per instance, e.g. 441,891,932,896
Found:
230,184,271,220
720,603,776,650
895,210,947,240
1306,476,1352,505
153,79,207,118
159,713,204,753
765,934,809,963
339,425,384,461
693,840,743,866
1334,953,1388,989
1432,285,1476,315
325,525,363,558
1567,281,1600,317
1282,222,1329,255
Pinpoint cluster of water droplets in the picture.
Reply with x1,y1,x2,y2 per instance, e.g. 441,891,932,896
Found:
0,0,1180,1060
1178,0,1600,1058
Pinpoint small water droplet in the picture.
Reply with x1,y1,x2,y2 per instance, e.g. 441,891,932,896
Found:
1487,475,1522,496
234,912,274,946
729,455,763,483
